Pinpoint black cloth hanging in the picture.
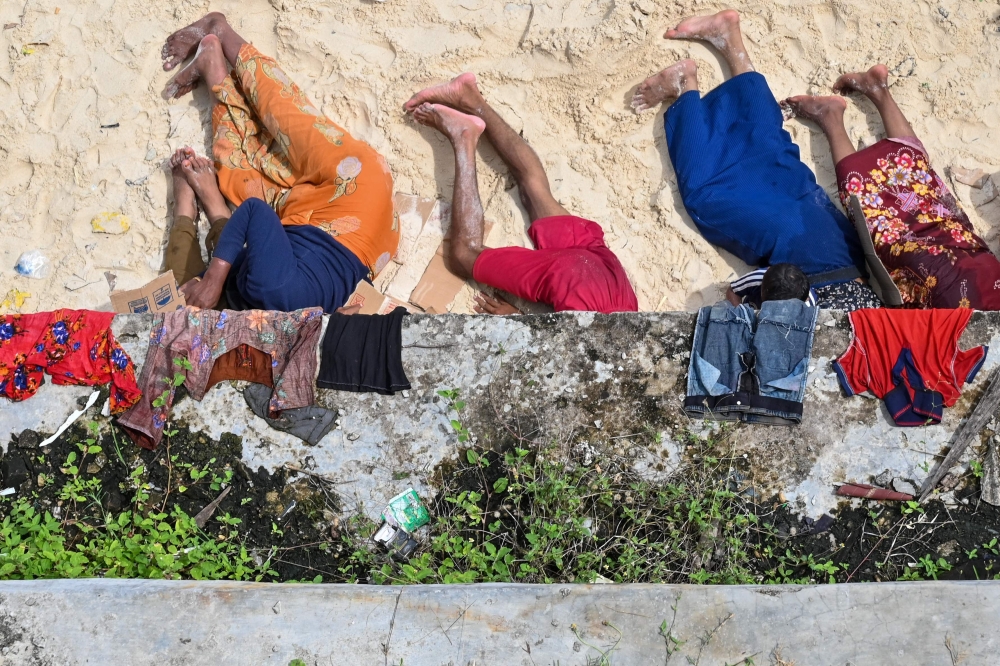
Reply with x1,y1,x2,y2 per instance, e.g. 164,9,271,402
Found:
317,308,410,394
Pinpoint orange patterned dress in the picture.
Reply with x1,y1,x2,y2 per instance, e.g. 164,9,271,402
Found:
211,44,398,278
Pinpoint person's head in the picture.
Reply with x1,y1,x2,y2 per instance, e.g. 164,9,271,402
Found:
761,263,809,303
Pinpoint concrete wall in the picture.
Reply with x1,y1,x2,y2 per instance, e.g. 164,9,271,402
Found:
0,579,996,664
3,311,1000,519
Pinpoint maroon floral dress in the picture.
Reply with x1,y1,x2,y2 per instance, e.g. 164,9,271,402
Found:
836,137,1000,309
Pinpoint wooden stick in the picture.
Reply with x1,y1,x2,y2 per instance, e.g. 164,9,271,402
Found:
919,366,1000,502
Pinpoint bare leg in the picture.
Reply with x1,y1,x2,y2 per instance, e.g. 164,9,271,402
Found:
784,95,856,164
834,64,915,139
665,10,754,77
631,59,699,112
170,148,198,220
162,34,229,100
404,74,568,222
182,155,229,222
162,12,248,72
165,148,206,285
411,103,488,279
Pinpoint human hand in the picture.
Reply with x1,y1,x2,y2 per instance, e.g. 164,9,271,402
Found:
335,304,362,315
473,292,520,315
179,277,223,310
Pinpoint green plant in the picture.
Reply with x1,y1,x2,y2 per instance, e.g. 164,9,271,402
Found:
370,438,764,586
438,388,471,443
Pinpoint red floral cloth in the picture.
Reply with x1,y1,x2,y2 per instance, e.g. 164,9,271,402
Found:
0,310,141,412
836,137,1000,309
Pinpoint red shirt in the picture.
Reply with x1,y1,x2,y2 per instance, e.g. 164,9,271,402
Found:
473,215,638,313
0,309,141,413
834,308,987,426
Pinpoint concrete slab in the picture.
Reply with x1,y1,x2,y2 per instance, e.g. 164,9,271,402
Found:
0,579,995,664
3,311,1000,519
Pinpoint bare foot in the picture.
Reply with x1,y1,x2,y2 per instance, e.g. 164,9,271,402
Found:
665,9,741,50
833,64,890,97
162,34,227,100
181,154,230,220
412,103,486,146
632,59,698,112
170,148,198,219
783,95,847,125
403,73,486,116
161,11,227,71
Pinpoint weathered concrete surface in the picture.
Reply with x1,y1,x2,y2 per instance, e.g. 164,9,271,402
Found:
0,579,996,664
3,311,1000,518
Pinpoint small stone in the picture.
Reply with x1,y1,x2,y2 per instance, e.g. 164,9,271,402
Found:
874,469,893,487
951,166,988,188
16,430,40,449
937,540,960,558
891,478,918,496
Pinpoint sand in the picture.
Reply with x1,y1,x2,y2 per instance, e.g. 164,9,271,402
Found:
1,0,998,314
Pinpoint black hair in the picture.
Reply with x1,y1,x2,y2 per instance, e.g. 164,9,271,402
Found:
760,263,809,302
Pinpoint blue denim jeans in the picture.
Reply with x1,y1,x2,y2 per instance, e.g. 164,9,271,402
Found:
685,299,818,425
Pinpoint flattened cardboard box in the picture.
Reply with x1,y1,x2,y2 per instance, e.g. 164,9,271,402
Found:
408,221,494,314
345,281,411,315
106,270,186,314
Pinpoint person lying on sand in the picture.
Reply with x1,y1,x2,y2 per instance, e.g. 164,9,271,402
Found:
164,148,231,287
403,76,638,315
160,12,397,313
786,68,1000,309
633,9,881,312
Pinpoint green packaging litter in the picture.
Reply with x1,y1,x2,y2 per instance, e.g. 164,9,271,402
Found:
382,488,429,532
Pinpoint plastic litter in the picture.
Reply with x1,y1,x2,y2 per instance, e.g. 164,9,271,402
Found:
91,211,130,234
14,250,50,279
372,488,429,560
382,488,429,532
39,390,100,448
0,288,30,312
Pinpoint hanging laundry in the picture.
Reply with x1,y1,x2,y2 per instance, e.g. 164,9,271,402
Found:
833,308,987,426
317,308,410,394
684,299,818,425
118,307,322,448
0,309,140,412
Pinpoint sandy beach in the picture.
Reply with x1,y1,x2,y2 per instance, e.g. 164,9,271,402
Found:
1,0,998,313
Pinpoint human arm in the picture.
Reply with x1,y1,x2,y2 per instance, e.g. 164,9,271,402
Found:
473,292,520,315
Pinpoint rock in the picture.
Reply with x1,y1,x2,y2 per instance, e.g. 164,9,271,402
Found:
16,429,40,449
892,478,918,496
937,539,960,558
1,454,30,489
874,469,893,487
950,166,989,188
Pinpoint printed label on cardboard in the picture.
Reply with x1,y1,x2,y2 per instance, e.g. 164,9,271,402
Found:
108,270,186,314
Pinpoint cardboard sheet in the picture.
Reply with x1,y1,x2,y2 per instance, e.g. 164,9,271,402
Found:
345,281,411,315
106,270,186,314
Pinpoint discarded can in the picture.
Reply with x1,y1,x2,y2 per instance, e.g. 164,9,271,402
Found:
373,522,419,561
382,488,430,532
14,250,50,279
